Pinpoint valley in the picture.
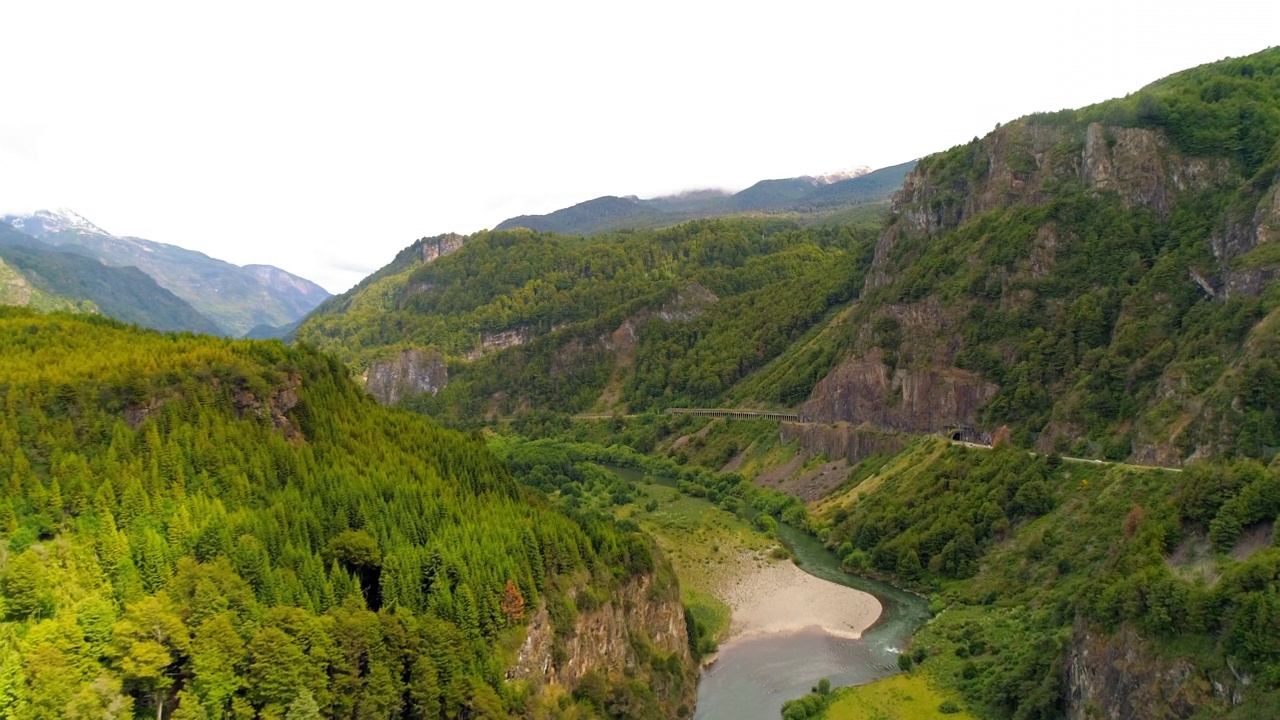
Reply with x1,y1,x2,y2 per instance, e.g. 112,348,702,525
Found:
2,44,1280,720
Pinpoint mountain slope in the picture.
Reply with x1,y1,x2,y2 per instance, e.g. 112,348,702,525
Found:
494,161,917,235
1,209,331,336
303,47,1279,469
0,255,86,313
0,223,222,333
732,47,1280,466
0,309,694,719
293,218,882,418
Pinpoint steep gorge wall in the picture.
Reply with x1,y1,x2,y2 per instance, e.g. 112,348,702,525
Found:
801,347,997,434
1066,622,1244,720
362,348,447,405
508,572,696,713
779,421,908,466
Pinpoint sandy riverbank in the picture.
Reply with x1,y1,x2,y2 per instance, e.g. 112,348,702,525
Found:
720,555,882,642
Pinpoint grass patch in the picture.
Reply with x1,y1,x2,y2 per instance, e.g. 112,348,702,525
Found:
615,476,773,642
811,437,947,517
822,673,977,720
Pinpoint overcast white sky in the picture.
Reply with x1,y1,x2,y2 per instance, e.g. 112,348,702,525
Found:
1,0,1276,293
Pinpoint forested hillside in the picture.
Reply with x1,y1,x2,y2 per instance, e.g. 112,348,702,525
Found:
0,310,691,719
0,256,87,314
295,218,881,421
731,47,1280,465
746,435,1280,719
297,49,1280,469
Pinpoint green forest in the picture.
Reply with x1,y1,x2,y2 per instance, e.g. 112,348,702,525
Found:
726,47,1280,463
0,310,683,720
812,440,1280,719
4,42,1280,720
297,218,878,423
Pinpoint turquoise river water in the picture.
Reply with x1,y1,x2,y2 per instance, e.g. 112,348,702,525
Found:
611,468,930,720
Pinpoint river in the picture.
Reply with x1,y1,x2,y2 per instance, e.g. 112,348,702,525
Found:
610,466,931,720
692,523,931,719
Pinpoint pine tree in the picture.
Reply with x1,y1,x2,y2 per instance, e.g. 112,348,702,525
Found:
3,549,49,619
168,690,208,720
136,528,173,593
407,656,441,720
246,627,306,708
96,510,130,570
0,498,15,534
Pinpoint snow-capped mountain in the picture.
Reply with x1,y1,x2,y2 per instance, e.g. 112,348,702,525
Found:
811,166,874,185
2,208,111,237
0,209,330,336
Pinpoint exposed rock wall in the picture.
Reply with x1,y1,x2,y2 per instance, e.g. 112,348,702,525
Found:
800,348,997,434
779,421,908,467
657,282,718,322
1066,621,1243,720
508,572,695,712
867,121,1233,293
1218,169,1280,299
362,348,447,405
421,233,465,263
481,327,531,352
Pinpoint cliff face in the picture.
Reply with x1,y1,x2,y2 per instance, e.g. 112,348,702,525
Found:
779,421,909,466
362,348,447,405
481,327,531,353
421,233,465,263
1065,622,1243,720
508,572,696,715
867,121,1234,293
801,347,997,434
1217,168,1280,299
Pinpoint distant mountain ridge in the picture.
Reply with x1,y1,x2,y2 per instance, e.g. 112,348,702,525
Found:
494,160,916,235
0,208,331,335
0,222,223,333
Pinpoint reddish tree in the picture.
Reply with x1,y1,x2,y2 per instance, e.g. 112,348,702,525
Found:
500,579,525,624
991,425,1013,447
1124,505,1146,537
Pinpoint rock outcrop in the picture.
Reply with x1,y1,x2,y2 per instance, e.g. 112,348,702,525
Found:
1066,621,1244,720
800,348,997,434
1217,169,1280,299
421,233,465,263
225,373,303,439
867,121,1233,293
508,571,695,714
481,327,531,352
657,282,718,322
362,348,447,405
779,421,909,467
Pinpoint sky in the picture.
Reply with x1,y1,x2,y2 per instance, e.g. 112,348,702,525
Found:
1,0,1277,293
